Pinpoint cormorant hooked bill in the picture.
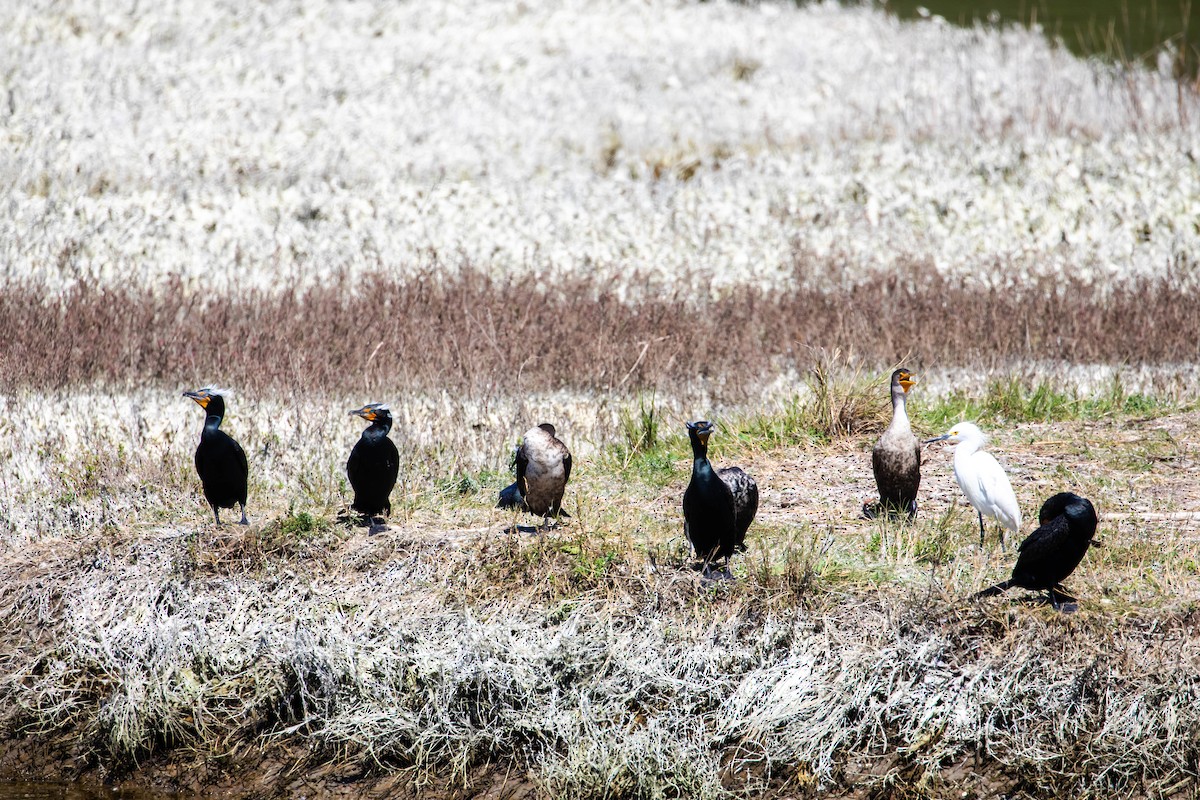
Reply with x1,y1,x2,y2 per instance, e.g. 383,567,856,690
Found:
974,492,1099,610
347,403,400,535
183,387,249,525
682,420,758,573
864,368,920,520
496,423,572,528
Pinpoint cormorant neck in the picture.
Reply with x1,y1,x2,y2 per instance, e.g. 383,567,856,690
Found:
363,420,391,439
889,388,910,429
688,435,713,472
203,414,223,431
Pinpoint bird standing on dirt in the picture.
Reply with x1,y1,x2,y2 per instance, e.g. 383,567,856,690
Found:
347,403,400,534
975,492,1099,610
682,420,759,573
183,387,249,525
864,368,920,520
496,423,572,527
925,421,1020,547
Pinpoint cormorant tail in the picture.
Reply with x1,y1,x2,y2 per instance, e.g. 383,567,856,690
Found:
973,580,1013,599
497,482,527,511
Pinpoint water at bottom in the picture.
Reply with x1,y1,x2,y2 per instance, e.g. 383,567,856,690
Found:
0,781,170,799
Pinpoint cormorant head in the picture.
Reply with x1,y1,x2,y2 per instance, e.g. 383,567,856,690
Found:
923,421,983,446
1038,491,1082,525
685,419,715,448
496,481,526,510
1063,496,1098,537
350,403,392,429
183,386,227,419
537,423,557,437
891,368,916,393
1040,492,1097,536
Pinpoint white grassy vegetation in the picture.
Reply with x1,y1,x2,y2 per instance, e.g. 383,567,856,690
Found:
1,0,1198,297
2,489,1200,797
4,0,1200,794
3,368,1200,795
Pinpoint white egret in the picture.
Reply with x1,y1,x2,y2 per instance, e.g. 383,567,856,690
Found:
924,421,1020,547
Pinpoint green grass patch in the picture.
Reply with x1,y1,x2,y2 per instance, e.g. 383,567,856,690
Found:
917,374,1181,429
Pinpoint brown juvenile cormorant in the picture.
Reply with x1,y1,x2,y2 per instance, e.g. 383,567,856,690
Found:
183,387,248,525
682,420,759,572
974,492,1098,610
863,368,920,520
496,423,572,527
347,403,400,534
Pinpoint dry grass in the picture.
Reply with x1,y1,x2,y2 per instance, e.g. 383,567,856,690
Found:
3,261,1200,399
2,383,1200,797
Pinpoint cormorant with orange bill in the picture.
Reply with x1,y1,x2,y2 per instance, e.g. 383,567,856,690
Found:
347,403,400,534
497,423,572,528
183,387,249,525
864,368,921,520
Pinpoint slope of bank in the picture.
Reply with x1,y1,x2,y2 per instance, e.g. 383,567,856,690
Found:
2,401,1199,798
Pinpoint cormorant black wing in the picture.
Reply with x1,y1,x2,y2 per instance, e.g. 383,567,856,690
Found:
1010,514,1073,589
382,437,400,488
1016,514,1068,555
718,466,758,547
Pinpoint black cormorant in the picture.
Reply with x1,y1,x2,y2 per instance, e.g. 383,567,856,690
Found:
347,403,400,534
496,423,572,527
183,387,248,525
975,492,1098,609
863,368,920,520
682,420,759,571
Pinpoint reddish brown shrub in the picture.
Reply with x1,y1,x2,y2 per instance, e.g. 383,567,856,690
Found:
1,260,1197,399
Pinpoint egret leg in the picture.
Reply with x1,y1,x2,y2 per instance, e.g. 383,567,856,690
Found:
977,510,986,547
238,504,249,526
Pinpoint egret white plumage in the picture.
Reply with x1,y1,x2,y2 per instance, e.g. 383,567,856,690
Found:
924,421,1020,547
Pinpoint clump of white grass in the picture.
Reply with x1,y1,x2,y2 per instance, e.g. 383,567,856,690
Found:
0,2,1197,297
2,529,1200,798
